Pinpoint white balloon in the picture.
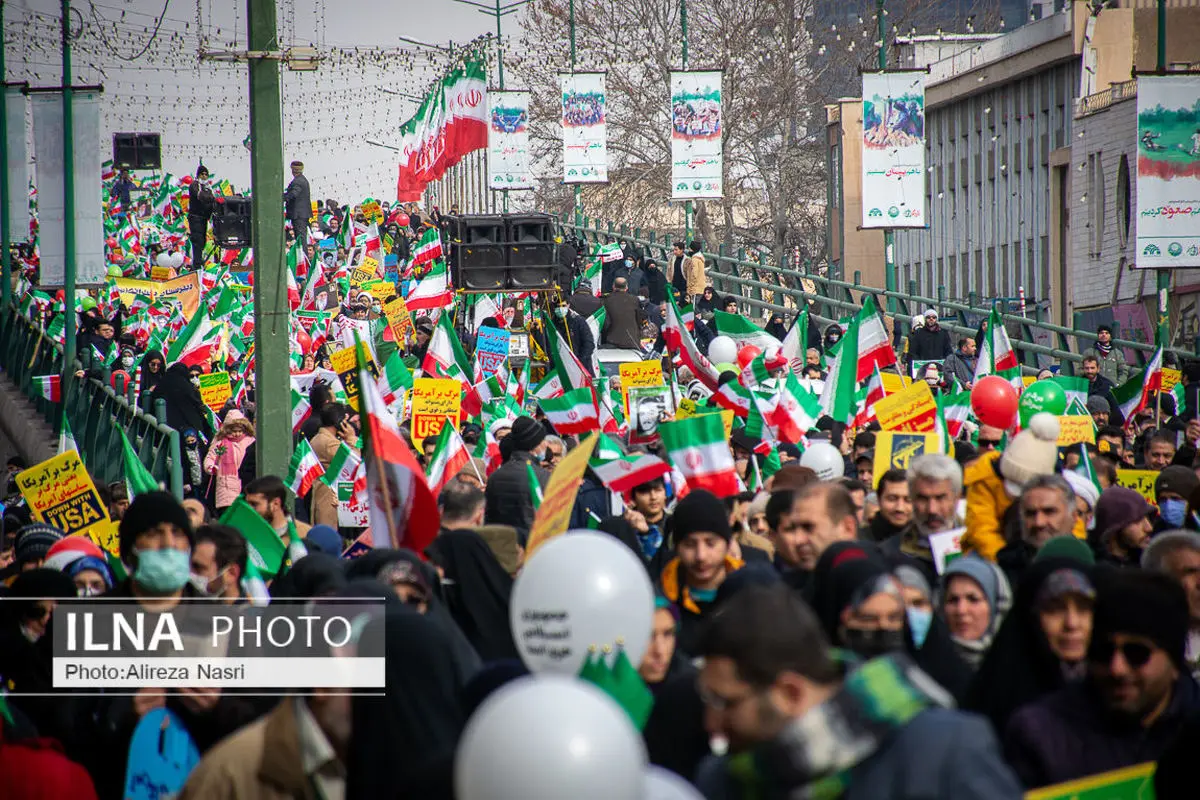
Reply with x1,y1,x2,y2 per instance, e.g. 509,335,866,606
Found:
455,675,646,800
169,251,185,269
799,441,844,481
155,252,171,268
510,531,654,675
708,335,737,365
643,766,705,799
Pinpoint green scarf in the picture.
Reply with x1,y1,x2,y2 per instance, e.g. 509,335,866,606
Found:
727,653,953,799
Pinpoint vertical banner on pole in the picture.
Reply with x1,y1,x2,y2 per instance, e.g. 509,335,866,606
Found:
561,72,608,183
861,71,927,228
4,87,30,243
669,71,723,200
31,91,105,287
487,90,532,190
1135,74,1200,268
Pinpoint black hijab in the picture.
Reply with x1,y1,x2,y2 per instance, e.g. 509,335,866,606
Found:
346,608,470,799
964,557,1094,736
140,349,166,394
765,314,787,342
425,530,519,662
151,363,214,442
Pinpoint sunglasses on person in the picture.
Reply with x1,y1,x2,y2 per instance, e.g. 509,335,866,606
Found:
977,438,1001,450
1090,638,1155,668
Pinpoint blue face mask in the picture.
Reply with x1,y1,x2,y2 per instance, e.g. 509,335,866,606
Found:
1160,498,1187,529
134,548,191,593
624,259,633,268
907,607,933,649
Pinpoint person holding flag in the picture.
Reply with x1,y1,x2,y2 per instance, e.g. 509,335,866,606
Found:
308,403,359,528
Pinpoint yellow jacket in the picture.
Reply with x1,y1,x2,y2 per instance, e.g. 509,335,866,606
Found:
962,449,1087,562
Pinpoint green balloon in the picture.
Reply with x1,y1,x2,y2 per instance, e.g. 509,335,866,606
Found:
1018,379,1067,427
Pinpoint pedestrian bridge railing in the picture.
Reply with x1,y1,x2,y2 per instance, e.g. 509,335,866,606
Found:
1,305,184,498
557,215,1193,376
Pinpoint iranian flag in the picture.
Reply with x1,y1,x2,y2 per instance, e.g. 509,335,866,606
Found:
165,307,222,368
1050,375,1089,410
119,429,159,498
1171,378,1186,417
545,315,594,390
854,364,886,427
442,60,488,164
712,311,782,352
421,313,472,381
291,386,312,434
819,315,860,425
659,413,739,498
540,387,600,436
356,337,440,552
663,292,721,389
851,296,897,379
32,375,62,402
740,348,789,389
938,390,973,439
770,373,824,443
397,95,434,202
411,226,444,267
590,451,672,494
426,419,472,495
320,441,364,490
362,222,382,262
1112,346,1163,425
594,242,623,263
405,259,453,311
473,293,504,329
378,351,415,405
575,258,602,294
974,307,1021,388
781,305,809,374
713,376,753,417
286,438,325,498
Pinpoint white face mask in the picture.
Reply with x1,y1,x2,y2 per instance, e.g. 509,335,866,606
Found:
554,306,568,318
190,376,201,387
121,356,135,368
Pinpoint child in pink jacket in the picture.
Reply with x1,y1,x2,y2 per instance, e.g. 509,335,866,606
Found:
203,409,255,512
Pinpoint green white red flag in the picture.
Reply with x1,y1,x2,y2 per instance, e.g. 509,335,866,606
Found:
658,413,739,498
712,311,782,352
1112,346,1163,425
663,291,721,389
974,307,1022,388
286,438,325,498
425,418,472,495
539,387,600,436
411,227,444,268
32,375,62,402
405,258,452,311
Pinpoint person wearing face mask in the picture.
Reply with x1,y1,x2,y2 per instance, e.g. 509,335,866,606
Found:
189,524,246,604
547,298,595,375
1154,465,1198,533
894,564,935,649
117,346,137,373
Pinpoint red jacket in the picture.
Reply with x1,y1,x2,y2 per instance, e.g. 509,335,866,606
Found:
0,732,99,799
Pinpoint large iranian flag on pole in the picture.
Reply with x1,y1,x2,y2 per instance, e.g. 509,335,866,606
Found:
421,312,472,381
405,258,452,311
539,387,600,435
1112,346,1163,424
443,60,488,165
658,413,739,498
974,307,1021,388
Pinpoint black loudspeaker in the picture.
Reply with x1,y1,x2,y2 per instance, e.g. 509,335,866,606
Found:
449,215,507,291
212,196,252,248
112,132,162,170
505,213,555,290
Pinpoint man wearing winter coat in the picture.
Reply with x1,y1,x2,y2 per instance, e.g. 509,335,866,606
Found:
942,337,978,387
908,308,952,363
484,417,551,537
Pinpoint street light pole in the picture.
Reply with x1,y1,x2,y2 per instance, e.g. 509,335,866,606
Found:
878,0,897,313
61,0,78,417
1155,0,1170,349
247,0,291,481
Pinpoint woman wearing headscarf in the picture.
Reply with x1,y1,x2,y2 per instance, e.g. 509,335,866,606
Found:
939,554,1013,670
151,362,214,443
203,410,255,513
425,529,519,662
765,313,788,343
964,557,1096,737
346,608,471,799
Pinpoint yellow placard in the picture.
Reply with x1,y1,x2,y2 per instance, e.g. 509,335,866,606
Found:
409,378,462,449
383,297,414,344
873,432,942,492
1116,469,1157,502
1024,761,1154,800
879,371,912,394
675,397,698,420
199,371,232,411
329,345,379,411
361,200,384,225
350,267,376,288
150,266,176,281
16,451,111,538
87,520,120,557
1057,415,1096,446
619,361,664,418
1161,368,1182,394
526,434,600,556
874,380,938,432
366,281,395,302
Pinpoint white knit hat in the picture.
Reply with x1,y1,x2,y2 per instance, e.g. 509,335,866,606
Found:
999,413,1061,493
1062,469,1100,511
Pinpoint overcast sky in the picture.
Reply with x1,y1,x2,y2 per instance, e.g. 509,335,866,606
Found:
7,0,509,201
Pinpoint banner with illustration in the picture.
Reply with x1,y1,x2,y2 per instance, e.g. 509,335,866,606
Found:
861,71,926,228
487,90,533,191
561,72,608,183
1136,74,1200,268
670,71,723,199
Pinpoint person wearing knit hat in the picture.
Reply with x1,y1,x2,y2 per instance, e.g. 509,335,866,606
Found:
656,490,744,659
42,535,106,573
1155,465,1199,532
12,523,65,572
484,417,551,535
1035,535,1096,566
1006,570,1198,789
1092,486,1153,568
67,556,115,596
963,412,1065,562
1086,395,1111,427
117,490,195,600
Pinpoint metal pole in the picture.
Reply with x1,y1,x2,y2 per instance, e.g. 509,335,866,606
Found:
682,0,692,247
61,0,77,413
878,0,897,313
247,0,291,480
0,1,11,326
1156,0,1170,349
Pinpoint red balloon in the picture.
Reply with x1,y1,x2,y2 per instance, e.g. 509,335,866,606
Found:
394,213,410,228
970,375,1020,430
736,345,762,370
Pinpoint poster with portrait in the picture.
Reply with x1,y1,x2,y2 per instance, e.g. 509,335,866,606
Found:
487,90,533,190
669,71,723,199
861,71,927,228
628,384,672,445
1135,74,1200,268
561,72,608,183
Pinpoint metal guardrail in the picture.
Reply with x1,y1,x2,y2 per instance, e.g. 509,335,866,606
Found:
558,215,1196,377
1,305,184,498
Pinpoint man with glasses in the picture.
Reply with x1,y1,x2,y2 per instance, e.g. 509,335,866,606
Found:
1004,570,1200,789
695,584,1021,799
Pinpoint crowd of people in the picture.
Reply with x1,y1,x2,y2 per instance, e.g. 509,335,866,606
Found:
3,160,1200,799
